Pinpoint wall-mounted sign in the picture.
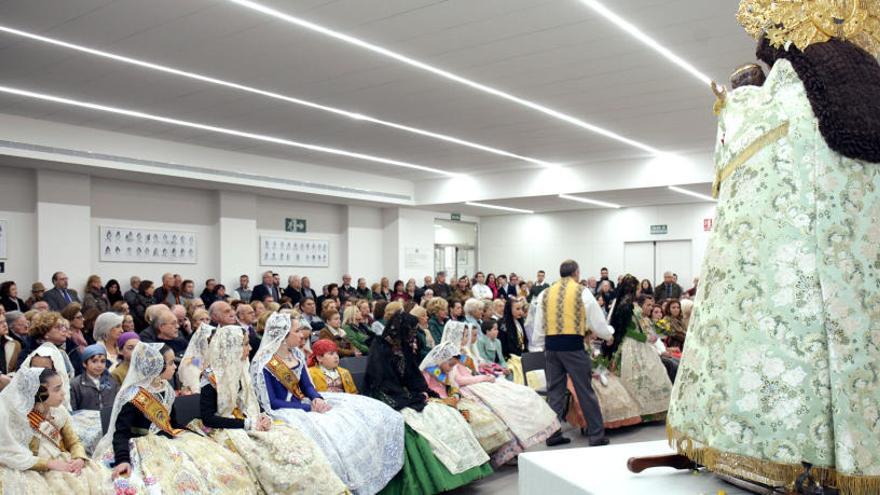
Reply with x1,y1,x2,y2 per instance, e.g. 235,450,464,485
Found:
451,213,461,221
404,246,431,270
285,218,307,233
703,218,714,232
650,224,668,235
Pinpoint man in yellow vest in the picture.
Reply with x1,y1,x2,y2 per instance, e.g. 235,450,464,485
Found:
533,259,614,447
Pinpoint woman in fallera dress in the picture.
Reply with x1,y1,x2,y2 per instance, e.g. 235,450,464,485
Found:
94,342,256,494
604,275,672,419
364,312,492,495
177,322,213,394
445,321,560,463
419,338,514,467
0,367,110,494
20,343,104,457
250,313,404,495
198,325,347,495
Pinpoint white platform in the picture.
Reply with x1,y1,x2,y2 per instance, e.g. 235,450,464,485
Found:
518,440,752,495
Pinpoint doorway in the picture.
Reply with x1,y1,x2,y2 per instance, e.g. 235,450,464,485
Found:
434,220,478,280
623,240,692,288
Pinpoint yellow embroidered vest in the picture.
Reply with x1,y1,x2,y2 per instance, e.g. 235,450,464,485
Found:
308,366,358,394
542,277,587,337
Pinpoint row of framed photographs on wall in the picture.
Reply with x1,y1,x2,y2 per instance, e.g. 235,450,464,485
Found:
99,226,198,264
98,227,330,267
260,235,329,267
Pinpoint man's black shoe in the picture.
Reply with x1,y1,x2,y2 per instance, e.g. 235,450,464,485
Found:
545,430,571,447
588,436,610,447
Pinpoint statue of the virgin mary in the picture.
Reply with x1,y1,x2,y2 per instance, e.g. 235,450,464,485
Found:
665,1,880,494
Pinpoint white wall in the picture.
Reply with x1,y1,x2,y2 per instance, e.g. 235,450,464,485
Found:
0,166,36,285
479,203,716,284
346,206,385,283
0,163,401,294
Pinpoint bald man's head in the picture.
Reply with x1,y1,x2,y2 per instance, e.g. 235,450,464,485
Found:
209,301,236,326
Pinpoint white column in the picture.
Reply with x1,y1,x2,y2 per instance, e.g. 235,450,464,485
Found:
217,190,258,288
345,205,385,282
36,169,91,290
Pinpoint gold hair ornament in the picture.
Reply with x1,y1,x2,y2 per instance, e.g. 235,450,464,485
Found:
737,0,880,57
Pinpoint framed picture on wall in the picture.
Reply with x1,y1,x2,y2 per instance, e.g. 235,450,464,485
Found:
99,226,197,264
0,219,7,259
260,235,329,267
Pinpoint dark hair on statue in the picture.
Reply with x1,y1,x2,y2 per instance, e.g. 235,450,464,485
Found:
756,37,880,163
35,368,60,403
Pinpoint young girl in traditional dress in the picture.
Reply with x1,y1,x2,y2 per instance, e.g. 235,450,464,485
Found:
251,313,404,495
94,342,257,494
307,338,358,394
199,326,347,495
419,339,514,466
0,367,111,494
444,321,559,463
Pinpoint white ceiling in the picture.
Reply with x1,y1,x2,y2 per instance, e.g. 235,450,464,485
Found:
430,183,714,216
0,0,753,211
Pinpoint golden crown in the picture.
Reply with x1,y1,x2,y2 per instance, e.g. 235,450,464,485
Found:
737,0,880,57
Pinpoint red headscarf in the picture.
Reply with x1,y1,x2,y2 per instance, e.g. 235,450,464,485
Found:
308,338,338,367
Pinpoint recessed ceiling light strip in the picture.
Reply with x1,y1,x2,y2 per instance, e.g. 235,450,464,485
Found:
0,84,458,177
578,0,713,86
558,193,621,208
465,201,533,214
0,24,556,168
225,0,660,154
668,185,715,202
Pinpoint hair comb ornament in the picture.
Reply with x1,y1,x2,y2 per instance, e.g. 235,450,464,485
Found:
738,0,880,57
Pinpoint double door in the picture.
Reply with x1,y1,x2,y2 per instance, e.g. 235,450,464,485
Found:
434,245,476,281
623,240,692,289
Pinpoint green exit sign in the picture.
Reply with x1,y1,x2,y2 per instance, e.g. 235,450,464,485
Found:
451,213,461,221
650,224,668,235
285,218,307,233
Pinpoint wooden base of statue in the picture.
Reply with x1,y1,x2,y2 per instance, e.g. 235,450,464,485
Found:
626,455,840,495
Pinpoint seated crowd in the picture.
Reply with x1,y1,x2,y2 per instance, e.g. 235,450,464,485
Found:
0,266,697,494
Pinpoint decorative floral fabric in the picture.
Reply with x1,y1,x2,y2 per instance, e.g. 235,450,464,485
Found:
97,432,257,495
268,392,405,495
668,59,880,480
70,410,102,457
462,380,559,447
211,426,347,495
618,335,672,417
400,401,489,475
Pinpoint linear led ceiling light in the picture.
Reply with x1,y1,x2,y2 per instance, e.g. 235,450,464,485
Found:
225,0,661,154
0,25,556,168
578,0,713,86
465,202,534,214
0,84,458,177
668,185,716,202
558,193,621,208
